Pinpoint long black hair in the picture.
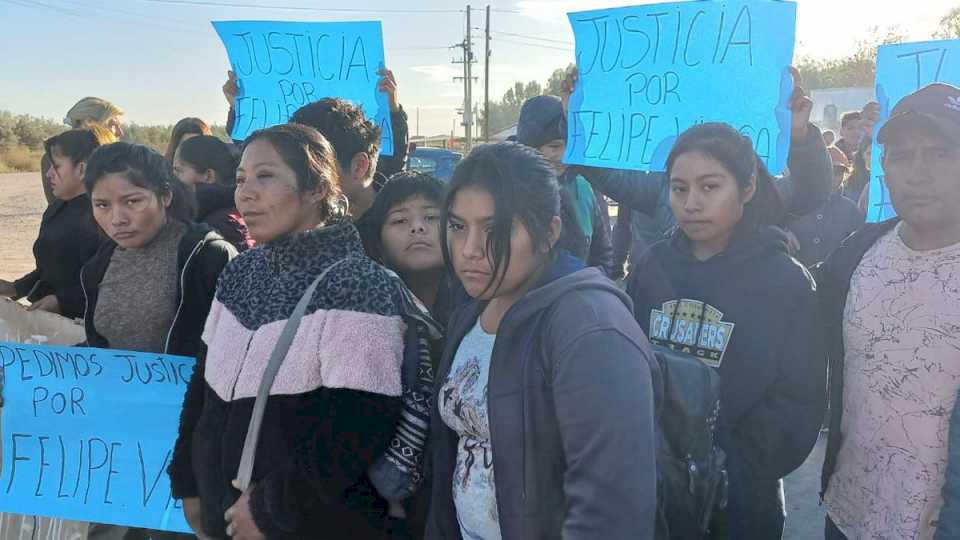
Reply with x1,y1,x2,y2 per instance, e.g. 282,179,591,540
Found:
84,142,195,223
441,142,566,297
176,135,239,186
665,122,785,228
364,171,446,263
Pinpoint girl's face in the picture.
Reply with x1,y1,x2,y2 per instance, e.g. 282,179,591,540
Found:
91,172,172,249
173,149,213,187
669,151,754,258
447,184,555,301
236,139,324,244
46,146,86,201
380,195,443,276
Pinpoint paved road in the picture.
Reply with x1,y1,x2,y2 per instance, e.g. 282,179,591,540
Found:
784,433,828,539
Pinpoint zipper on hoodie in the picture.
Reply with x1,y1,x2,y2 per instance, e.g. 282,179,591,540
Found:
163,240,205,354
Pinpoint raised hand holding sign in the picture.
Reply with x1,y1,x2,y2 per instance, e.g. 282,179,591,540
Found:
213,20,394,155
564,0,797,174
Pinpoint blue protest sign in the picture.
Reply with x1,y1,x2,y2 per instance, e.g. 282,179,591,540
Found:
867,40,960,222
564,0,797,174
0,343,194,533
213,20,393,154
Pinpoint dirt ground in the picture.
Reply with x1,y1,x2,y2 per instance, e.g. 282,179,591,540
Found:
0,172,46,281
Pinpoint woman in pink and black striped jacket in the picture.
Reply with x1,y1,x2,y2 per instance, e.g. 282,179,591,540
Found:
168,123,405,540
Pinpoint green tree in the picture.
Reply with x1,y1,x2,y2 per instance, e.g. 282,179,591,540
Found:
935,6,960,39
480,79,546,138
796,26,906,89
545,64,575,96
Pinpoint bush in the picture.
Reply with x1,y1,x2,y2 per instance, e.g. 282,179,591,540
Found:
0,145,44,173
0,110,230,172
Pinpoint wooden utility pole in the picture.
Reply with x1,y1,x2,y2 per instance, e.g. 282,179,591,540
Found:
484,4,491,142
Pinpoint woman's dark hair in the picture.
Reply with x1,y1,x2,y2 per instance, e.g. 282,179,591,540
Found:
84,142,195,223
44,129,102,165
364,171,446,262
165,117,211,162
441,142,565,296
175,135,239,186
243,123,346,223
665,122,785,228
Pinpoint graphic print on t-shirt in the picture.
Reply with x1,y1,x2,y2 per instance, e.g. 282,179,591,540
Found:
649,299,735,368
439,322,501,540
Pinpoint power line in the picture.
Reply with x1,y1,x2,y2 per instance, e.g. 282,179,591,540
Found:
53,0,194,26
491,30,571,45
48,0,200,36
4,0,203,39
394,46,456,51
135,0,463,14
495,37,572,52
1,0,88,20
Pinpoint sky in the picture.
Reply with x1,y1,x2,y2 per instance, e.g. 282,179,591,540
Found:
0,0,955,137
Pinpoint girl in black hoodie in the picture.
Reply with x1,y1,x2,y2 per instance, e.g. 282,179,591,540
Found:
627,123,826,540
173,135,254,252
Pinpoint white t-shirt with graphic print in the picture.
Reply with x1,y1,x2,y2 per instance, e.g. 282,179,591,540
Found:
440,321,501,540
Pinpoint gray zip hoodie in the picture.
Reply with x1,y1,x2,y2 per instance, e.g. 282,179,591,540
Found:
426,259,659,540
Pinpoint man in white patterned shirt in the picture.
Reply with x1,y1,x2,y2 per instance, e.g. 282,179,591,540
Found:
819,83,960,540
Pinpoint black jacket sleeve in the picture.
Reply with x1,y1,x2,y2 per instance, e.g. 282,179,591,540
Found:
227,107,237,142
168,239,236,499
54,284,86,321
776,123,832,217
168,347,207,499
376,106,410,179
248,390,401,538
13,269,41,299
572,165,665,216
587,196,614,275
734,272,826,484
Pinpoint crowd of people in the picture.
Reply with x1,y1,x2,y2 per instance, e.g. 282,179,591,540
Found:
4,61,960,540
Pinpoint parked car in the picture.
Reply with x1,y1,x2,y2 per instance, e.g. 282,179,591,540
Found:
406,146,462,181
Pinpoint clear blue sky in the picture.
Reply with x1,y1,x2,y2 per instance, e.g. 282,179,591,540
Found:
0,0,953,136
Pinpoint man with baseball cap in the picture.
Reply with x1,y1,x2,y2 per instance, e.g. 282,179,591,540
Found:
820,82,960,539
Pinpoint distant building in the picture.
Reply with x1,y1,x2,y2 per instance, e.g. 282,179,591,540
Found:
810,87,875,132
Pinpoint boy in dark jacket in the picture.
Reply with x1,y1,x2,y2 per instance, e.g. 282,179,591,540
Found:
515,95,615,275
786,146,864,267
820,83,960,540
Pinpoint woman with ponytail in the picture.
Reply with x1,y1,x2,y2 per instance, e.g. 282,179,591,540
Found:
626,123,827,540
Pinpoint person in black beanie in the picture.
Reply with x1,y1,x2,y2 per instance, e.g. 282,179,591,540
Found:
515,95,614,275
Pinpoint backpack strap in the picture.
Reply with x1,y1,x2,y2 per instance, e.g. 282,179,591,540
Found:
234,258,349,492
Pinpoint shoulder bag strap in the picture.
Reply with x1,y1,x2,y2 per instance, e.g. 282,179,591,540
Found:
234,258,348,491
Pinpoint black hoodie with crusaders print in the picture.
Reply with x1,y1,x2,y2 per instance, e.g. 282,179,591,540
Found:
627,223,827,540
